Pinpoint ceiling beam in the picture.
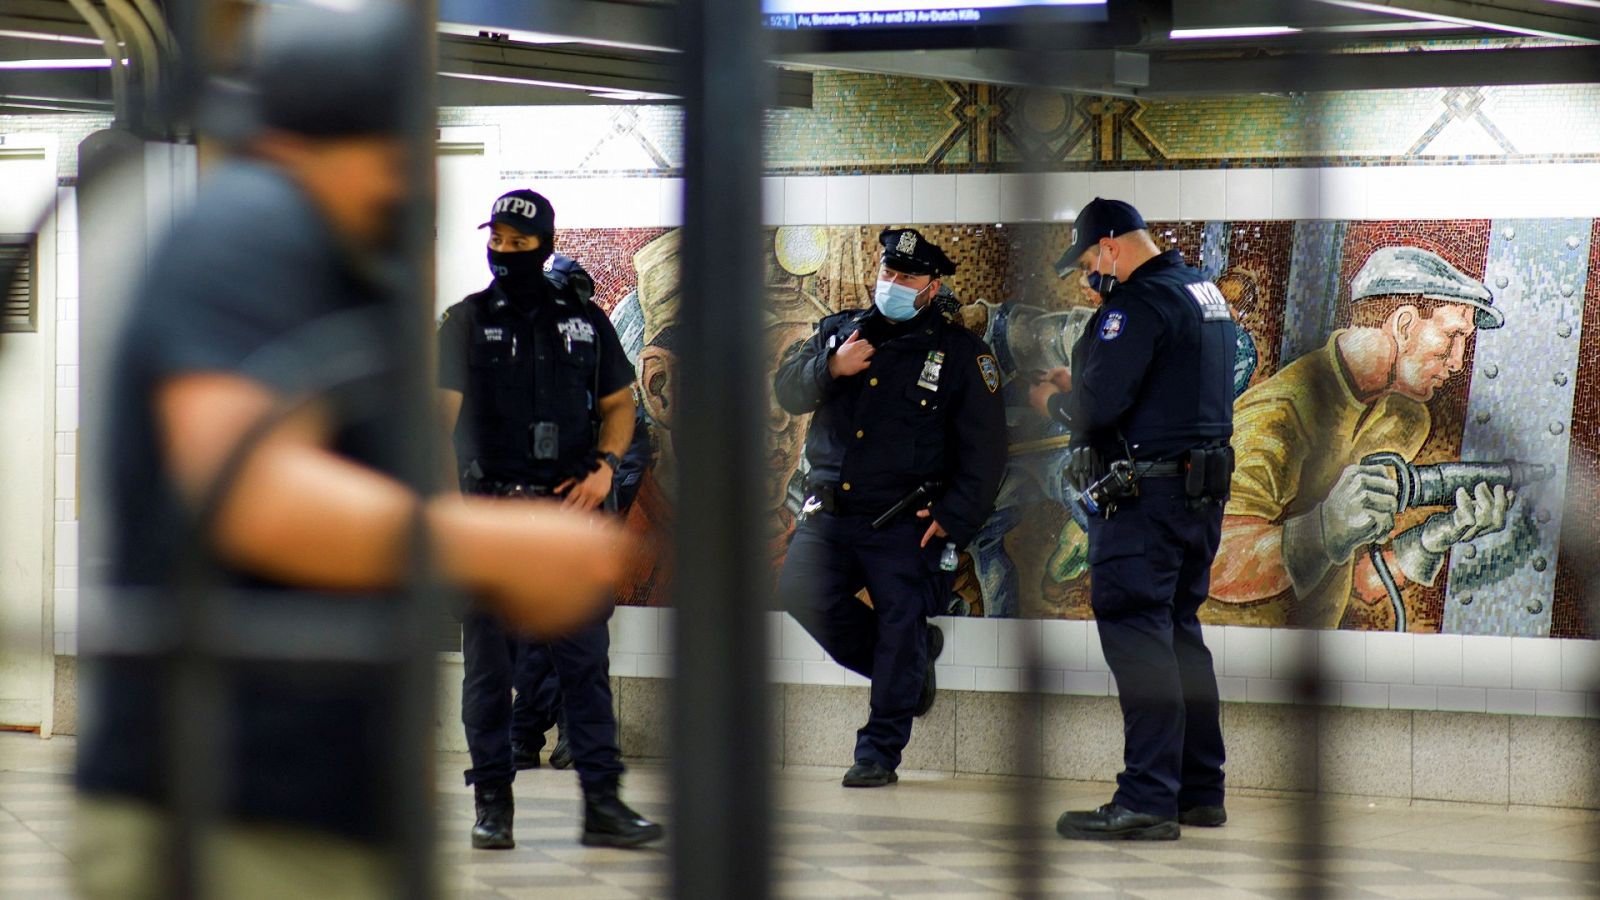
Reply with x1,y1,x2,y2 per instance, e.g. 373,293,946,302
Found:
1313,0,1600,42
439,0,676,52
1145,44,1600,94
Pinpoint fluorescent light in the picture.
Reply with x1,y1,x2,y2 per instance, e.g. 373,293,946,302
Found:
1170,25,1302,39
1319,20,1459,32
0,29,105,46
1319,0,1594,41
0,58,113,70
441,71,593,91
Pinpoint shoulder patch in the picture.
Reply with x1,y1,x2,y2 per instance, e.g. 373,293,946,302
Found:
1099,310,1127,341
437,308,451,328
977,354,1001,394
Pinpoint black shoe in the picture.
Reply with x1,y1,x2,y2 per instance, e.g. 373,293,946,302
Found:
471,782,515,850
1056,803,1179,841
841,761,898,788
914,624,945,718
512,740,541,771
581,779,663,848
549,731,574,770
1179,805,1227,827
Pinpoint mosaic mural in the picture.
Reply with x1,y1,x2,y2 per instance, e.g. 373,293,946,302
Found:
440,74,1600,176
555,217,1597,637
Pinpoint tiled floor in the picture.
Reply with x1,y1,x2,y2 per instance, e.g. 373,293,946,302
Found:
3,731,1599,899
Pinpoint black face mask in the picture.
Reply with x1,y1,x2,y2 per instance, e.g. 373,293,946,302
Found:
488,245,553,296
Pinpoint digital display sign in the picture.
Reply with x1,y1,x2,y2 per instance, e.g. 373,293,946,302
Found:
764,0,1107,31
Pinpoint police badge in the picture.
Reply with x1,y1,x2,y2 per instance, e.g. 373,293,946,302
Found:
897,230,918,255
917,350,945,391
977,355,1001,394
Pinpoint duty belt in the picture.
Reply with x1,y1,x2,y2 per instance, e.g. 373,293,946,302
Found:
474,481,556,498
1130,460,1184,478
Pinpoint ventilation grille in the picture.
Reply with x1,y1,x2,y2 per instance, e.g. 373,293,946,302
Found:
0,234,37,333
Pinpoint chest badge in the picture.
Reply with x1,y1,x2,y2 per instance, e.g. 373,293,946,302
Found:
977,354,1001,394
917,350,946,392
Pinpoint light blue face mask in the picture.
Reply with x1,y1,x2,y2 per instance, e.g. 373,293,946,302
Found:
873,279,923,321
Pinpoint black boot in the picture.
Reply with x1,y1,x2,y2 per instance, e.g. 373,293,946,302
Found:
1056,803,1179,841
581,779,663,848
549,730,573,770
914,624,945,717
512,740,541,771
471,782,515,850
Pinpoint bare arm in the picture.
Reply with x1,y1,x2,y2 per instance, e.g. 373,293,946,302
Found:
158,373,623,635
596,386,636,460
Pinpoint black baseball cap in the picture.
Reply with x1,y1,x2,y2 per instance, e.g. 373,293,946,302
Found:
879,228,957,278
1055,198,1148,277
480,190,556,239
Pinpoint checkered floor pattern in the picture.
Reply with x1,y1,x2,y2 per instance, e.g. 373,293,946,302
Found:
4,732,1598,898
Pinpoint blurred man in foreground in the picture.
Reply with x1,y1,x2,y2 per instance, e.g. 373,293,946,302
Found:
73,5,627,898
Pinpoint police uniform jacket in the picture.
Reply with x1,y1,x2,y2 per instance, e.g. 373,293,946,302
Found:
438,254,635,487
1057,250,1236,461
774,305,1006,547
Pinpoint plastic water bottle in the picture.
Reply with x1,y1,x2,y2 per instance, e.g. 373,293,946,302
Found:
939,541,959,572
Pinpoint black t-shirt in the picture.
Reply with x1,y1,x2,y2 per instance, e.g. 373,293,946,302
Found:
77,159,402,842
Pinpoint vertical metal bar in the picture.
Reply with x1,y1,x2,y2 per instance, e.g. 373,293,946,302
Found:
670,0,773,892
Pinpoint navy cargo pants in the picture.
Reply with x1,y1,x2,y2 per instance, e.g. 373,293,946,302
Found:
461,609,622,790
512,646,563,751
1085,476,1226,818
778,513,950,771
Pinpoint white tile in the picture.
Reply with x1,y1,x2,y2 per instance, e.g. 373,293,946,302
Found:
1437,686,1487,713
1588,692,1600,720
54,589,77,631
56,251,78,300
54,432,70,454
56,319,78,366
1413,634,1464,688
55,388,78,432
1319,630,1366,682
761,177,786,226
607,652,638,678
53,499,72,522
910,174,956,224
768,658,802,684
868,174,914,223
1461,635,1513,689
1560,639,1600,692
56,565,77,589
1086,171,1136,207
999,174,1044,222
842,670,871,687
1271,169,1320,220
801,660,846,686
57,364,78,388
1060,670,1109,696
994,618,1041,668
781,615,826,661
1178,170,1226,221
611,606,657,655
1366,632,1414,685
1216,676,1248,702
950,617,998,668
1270,629,1318,680
768,612,784,660
1536,690,1588,718
1340,681,1389,709
1486,688,1537,716
1511,637,1563,691
55,632,77,656
1085,629,1109,673
1201,623,1225,660
954,174,1001,223
1318,168,1367,219
975,667,1022,693
636,654,672,679
54,454,75,501
934,664,975,692
1132,170,1181,221
55,186,77,234
55,227,77,257
57,295,77,321
54,521,78,563
1032,669,1067,694
1245,678,1296,704
784,177,827,225
658,179,683,227
1389,684,1437,711
1040,619,1088,671
657,607,677,654
824,176,870,225
1040,172,1091,223
1224,169,1273,219
1223,625,1271,679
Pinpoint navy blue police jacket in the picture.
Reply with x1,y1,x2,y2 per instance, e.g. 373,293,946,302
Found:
774,304,1007,547
1053,249,1236,461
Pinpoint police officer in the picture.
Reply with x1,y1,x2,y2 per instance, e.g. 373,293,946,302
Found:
438,189,662,849
1031,198,1233,841
775,228,1006,788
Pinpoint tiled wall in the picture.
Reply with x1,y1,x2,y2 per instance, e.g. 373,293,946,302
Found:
52,186,78,658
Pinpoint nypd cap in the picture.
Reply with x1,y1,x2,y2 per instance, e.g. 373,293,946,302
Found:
481,190,556,240
879,228,957,278
1352,246,1504,329
1056,198,1148,277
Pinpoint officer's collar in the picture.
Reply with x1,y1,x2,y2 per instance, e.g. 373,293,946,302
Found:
1123,249,1184,284
487,280,566,318
863,305,940,347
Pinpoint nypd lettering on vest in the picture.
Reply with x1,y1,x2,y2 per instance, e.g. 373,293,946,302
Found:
1185,281,1233,322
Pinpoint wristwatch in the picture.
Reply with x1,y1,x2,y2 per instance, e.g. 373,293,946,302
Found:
600,451,623,473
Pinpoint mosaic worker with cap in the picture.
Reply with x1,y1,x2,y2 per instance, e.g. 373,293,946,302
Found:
1031,198,1237,842
774,227,1006,788
1207,245,1512,629
438,189,662,850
